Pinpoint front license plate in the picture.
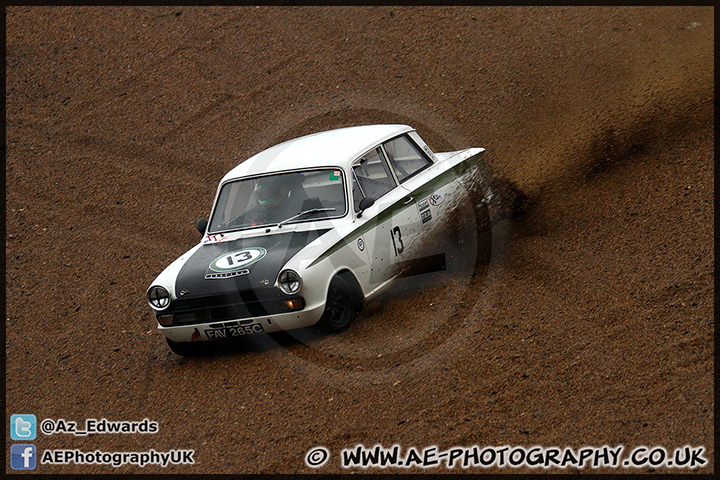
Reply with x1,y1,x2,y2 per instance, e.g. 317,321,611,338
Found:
205,323,265,340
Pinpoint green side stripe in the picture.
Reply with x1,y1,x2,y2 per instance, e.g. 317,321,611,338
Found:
408,158,474,200
307,196,402,268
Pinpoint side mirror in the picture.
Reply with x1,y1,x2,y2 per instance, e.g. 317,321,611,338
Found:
196,218,208,235
357,197,375,218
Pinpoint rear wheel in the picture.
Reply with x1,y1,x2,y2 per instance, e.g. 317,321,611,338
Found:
318,275,360,333
166,337,196,357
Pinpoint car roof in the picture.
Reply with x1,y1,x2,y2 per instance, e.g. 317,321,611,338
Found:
221,124,414,182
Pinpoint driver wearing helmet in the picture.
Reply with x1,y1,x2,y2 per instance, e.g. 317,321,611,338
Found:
248,175,300,225
256,177,288,208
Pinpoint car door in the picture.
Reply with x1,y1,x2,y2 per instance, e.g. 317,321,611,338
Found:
381,132,469,273
351,146,422,289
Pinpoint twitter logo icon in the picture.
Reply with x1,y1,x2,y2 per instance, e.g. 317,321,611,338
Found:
11,414,36,440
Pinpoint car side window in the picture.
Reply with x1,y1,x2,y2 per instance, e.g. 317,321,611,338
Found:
383,134,433,183
352,147,396,211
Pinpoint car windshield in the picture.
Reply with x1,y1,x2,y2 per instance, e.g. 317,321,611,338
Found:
208,169,347,233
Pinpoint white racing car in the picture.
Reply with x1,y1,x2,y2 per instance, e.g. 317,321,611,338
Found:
146,124,492,355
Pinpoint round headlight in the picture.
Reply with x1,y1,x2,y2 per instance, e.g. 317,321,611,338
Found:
278,270,302,294
147,286,170,310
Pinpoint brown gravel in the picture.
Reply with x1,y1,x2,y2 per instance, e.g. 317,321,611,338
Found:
5,6,713,474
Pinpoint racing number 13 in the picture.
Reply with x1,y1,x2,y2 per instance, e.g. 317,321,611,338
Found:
390,226,404,256
227,251,252,265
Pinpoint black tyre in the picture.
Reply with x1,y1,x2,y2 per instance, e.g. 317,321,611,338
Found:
318,275,360,333
166,337,196,357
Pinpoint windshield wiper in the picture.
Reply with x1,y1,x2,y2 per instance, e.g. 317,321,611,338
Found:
276,207,336,228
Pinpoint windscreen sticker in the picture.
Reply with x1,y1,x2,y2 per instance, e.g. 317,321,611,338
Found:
203,233,229,244
330,170,342,181
208,247,267,273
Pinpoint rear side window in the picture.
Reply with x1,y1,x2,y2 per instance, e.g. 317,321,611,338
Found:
383,135,433,183
352,147,396,210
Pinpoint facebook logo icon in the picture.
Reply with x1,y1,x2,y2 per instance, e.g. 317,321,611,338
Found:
11,444,37,470
10,414,37,440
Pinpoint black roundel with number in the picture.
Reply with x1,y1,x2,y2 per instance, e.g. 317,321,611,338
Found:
174,229,330,299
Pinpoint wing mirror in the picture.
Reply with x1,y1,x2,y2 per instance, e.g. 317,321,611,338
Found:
357,197,375,218
196,218,208,235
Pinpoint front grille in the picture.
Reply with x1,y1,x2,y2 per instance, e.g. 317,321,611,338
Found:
165,289,304,326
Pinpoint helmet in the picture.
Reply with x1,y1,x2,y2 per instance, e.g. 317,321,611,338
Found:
255,176,286,207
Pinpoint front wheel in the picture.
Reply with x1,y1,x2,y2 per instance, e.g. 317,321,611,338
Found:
317,275,359,333
166,337,196,357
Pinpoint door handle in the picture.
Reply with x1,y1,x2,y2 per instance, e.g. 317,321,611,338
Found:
404,196,414,205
